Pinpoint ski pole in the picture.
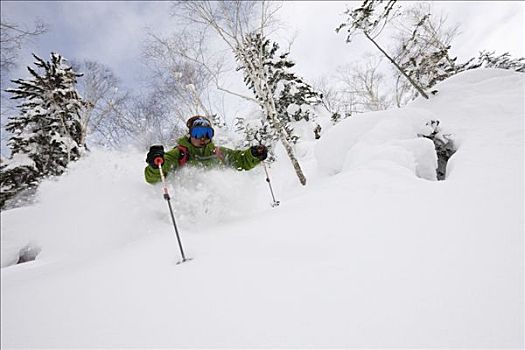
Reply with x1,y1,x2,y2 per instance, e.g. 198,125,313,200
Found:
154,157,191,264
262,161,280,207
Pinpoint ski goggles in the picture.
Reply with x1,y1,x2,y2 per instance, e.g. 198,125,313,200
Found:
190,126,214,139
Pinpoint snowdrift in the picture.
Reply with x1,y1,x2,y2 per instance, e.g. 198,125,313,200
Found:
1,69,523,348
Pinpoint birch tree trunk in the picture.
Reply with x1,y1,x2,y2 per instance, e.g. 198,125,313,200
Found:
242,47,307,186
276,124,307,185
265,88,307,186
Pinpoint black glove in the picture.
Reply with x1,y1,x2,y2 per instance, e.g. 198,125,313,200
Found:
146,145,165,168
250,145,268,161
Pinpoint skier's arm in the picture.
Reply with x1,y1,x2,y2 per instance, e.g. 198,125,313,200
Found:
144,148,181,184
219,146,263,171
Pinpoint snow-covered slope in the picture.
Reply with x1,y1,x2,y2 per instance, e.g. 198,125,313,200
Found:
1,69,523,348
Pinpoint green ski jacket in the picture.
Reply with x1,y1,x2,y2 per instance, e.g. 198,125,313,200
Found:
144,137,261,184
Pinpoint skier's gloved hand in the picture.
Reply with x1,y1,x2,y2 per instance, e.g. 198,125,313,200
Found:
250,145,268,161
146,145,165,168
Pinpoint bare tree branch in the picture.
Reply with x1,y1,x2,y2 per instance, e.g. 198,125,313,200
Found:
1,19,47,75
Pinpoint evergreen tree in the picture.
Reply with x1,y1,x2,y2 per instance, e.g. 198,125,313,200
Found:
1,52,85,209
235,32,322,185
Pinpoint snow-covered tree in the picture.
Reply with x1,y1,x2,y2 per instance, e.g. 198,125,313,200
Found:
1,19,48,156
235,32,322,185
1,52,85,209
457,51,525,73
391,4,461,102
336,0,430,100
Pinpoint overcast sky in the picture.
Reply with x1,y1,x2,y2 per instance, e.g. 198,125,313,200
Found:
1,1,523,91
280,1,524,79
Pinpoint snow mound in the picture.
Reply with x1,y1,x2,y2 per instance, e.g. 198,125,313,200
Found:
315,68,524,183
315,108,441,180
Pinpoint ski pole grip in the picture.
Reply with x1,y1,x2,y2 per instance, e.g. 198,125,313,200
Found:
154,157,164,167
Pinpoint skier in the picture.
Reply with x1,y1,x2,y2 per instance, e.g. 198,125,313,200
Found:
144,116,268,184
